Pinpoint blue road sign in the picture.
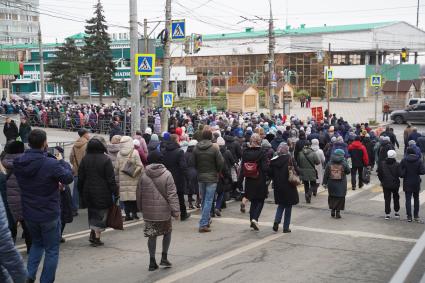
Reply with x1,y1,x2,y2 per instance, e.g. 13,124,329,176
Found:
162,92,174,108
135,54,156,76
171,20,185,40
370,75,382,87
326,68,334,82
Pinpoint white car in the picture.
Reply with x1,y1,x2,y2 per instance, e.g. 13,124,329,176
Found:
28,92,55,101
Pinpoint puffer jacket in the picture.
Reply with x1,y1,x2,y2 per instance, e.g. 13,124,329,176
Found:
116,136,143,201
348,140,369,168
2,153,23,222
162,141,187,194
297,147,320,182
400,154,425,192
193,140,224,183
0,194,27,283
378,158,401,191
137,164,180,221
69,136,89,176
107,143,120,187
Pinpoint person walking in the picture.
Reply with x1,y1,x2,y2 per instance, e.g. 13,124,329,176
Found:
215,137,234,217
238,134,269,231
270,143,299,233
69,129,90,216
184,140,200,209
19,117,32,145
147,134,161,154
297,141,320,203
137,151,180,271
1,141,32,253
193,127,224,233
348,136,369,190
0,193,27,283
311,139,325,196
400,147,425,222
78,137,118,247
377,150,402,220
323,149,351,219
417,133,425,163
162,134,190,221
117,136,143,221
3,117,18,143
14,129,74,283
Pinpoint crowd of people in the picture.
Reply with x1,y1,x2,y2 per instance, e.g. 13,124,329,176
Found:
1,107,425,282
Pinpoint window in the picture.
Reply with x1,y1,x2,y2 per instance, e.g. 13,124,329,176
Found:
416,105,425,111
27,25,32,32
6,13,12,20
349,54,361,65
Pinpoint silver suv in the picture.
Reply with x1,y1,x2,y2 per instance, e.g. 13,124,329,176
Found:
391,104,425,124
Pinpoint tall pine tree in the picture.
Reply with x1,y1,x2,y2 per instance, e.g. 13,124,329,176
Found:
47,38,82,100
83,0,115,103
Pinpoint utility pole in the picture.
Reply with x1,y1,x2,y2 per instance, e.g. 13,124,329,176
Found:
161,0,172,132
374,44,379,123
327,43,331,122
140,18,148,132
268,0,275,116
129,0,140,135
38,23,45,101
415,0,420,64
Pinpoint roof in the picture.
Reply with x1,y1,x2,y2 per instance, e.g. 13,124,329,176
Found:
228,85,255,94
382,80,417,92
67,33,87,40
203,21,397,41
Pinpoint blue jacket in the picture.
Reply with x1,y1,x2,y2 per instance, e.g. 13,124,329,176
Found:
0,194,27,283
408,132,422,143
14,149,73,222
400,154,425,192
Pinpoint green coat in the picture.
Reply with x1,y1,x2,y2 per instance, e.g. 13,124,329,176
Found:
193,140,224,183
297,147,320,182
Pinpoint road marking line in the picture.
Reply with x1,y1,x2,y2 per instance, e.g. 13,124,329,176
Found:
194,216,417,243
17,220,144,253
154,233,284,283
371,191,425,205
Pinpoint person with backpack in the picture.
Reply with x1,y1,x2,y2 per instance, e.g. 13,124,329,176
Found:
238,134,269,231
400,147,425,222
323,149,351,219
348,136,369,190
377,150,402,220
297,141,320,204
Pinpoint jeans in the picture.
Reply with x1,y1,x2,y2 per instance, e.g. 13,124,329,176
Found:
274,204,292,230
249,199,264,222
351,167,364,189
26,218,61,283
405,191,420,218
199,182,217,228
72,176,79,212
383,189,400,214
383,112,389,122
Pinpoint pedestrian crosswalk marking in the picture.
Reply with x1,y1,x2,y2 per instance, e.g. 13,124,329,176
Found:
139,58,151,71
173,24,184,37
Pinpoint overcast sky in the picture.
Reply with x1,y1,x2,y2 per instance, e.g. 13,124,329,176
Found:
39,0,424,42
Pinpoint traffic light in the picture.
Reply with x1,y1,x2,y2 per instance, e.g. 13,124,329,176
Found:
141,78,153,97
401,48,408,63
184,36,191,54
194,34,202,53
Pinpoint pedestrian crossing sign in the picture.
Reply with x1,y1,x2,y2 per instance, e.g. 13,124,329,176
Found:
370,75,382,87
135,54,156,76
171,20,186,40
326,68,334,82
162,92,174,108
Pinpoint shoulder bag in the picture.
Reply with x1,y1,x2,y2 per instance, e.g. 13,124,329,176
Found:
121,150,142,178
288,156,301,186
302,151,319,179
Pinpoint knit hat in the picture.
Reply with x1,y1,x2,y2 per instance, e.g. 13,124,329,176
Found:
145,127,152,135
387,150,396,159
331,137,337,143
277,142,289,155
334,149,345,156
147,150,163,164
133,139,140,147
163,132,170,141
150,134,159,142
188,140,198,147
311,139,319,146
408,140,416,146
261,139,271,149
384,136,391,142
217,137,225,146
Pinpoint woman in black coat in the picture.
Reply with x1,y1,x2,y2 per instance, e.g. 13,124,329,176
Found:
184,141,199,209
78,136,118,246
238,134,269,231
214,138,235,216
269,142,299,233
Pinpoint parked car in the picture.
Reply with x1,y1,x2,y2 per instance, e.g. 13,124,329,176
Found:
407,98,425,106
28,92,55,101
391,104,425,124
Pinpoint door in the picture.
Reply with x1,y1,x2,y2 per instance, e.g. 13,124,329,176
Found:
409,104,425,122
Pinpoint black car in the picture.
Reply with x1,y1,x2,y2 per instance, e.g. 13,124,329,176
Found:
391,104,425,124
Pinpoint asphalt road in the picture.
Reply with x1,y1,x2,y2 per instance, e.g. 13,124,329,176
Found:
10,123,425,283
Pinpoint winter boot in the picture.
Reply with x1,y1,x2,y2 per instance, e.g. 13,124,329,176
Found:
149,257,159,271
160,253,172,267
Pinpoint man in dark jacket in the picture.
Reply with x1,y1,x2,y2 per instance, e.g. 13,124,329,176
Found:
162,134,190,221
400,147,425,222
109,121,124,141
223,134,242,161
380,126,399,149
271,130,285,151
19,117,32,144
362,135,376,168
407,127,422,143
377,150,402,220
193,128,224,233
377,136,394,169
0,194,27,283
417,133,425,163
14,129,73,283
348,136,369,190
3,117,18,143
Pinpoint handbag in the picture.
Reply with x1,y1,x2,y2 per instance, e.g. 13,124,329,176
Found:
107,204,124,230
121,150,142,178
288,157,301,186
